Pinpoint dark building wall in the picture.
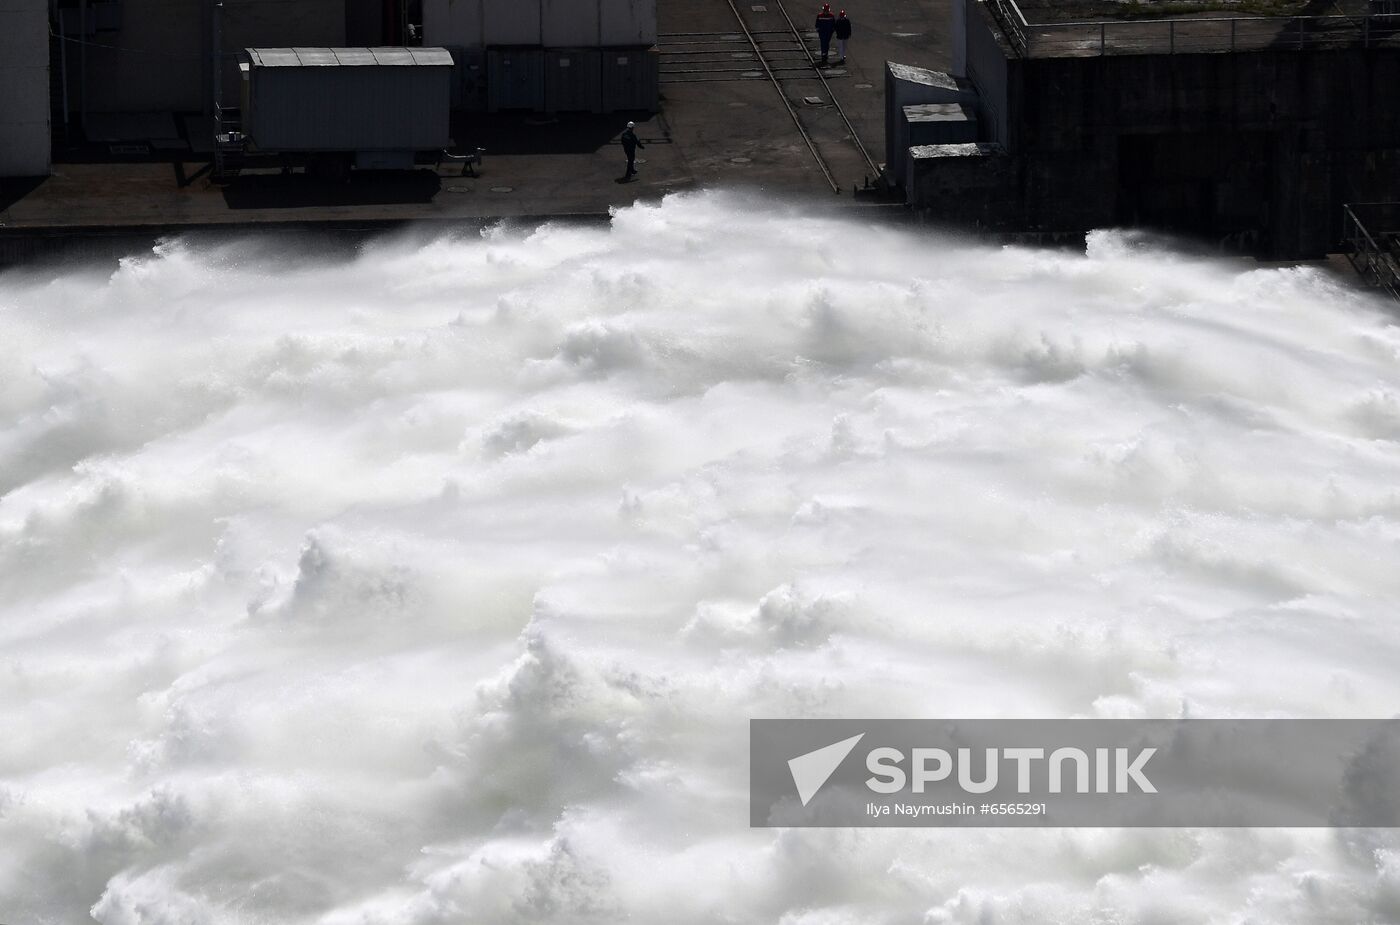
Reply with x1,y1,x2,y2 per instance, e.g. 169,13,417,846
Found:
964,0,1010,147
67,0,346,115
911,1,1400,257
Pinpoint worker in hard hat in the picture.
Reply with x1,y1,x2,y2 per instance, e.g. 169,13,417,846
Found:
815,3,837,66
621,121,645,180
834,9,852,65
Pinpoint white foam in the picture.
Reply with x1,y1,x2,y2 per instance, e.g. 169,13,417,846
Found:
2,190,1399,923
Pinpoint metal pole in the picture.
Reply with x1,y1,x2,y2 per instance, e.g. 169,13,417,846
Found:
79,0,86,129
59,9,69,128
212,0,223,131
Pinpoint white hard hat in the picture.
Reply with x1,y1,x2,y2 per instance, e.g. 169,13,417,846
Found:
627,121,636,128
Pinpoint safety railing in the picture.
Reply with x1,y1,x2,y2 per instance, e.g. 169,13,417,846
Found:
1344,203,1400,301
987,0,1400,57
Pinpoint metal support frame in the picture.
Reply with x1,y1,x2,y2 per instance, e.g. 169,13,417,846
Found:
989,0,1399,57
1344,203,1400,301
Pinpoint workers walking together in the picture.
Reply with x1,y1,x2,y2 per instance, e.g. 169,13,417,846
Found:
815,3,837,66
834,9,852,64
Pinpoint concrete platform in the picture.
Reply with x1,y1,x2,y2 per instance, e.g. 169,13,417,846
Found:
0,0,949,249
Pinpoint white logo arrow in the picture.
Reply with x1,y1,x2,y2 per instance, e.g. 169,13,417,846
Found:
788,733,865,807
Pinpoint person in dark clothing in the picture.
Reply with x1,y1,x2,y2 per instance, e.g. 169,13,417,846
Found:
815,3,837,66
621,121,644,179
834,10,852,64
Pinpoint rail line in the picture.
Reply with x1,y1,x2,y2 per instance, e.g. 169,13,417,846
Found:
719,0,840,193
767,0,882,181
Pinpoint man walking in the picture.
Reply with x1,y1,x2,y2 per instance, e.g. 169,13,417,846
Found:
815,3,837,66
834,9,852,64
621,121,645,180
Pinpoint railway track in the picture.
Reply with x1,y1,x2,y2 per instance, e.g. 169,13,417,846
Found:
658,0,882,194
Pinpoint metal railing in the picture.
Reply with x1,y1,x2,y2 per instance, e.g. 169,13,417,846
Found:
1344,203,1400,301
987,0,1400,57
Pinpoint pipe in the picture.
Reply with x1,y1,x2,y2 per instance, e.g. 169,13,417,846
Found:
79,0,86,129
59,8,69,129
212,0,223,130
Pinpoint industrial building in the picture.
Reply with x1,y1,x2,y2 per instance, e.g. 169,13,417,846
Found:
0,0,659,180
1,0,51,177
49,0,357,118
422,0,659,112
893,0,1400,258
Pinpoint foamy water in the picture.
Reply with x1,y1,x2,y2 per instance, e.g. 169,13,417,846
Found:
3,191,1400,924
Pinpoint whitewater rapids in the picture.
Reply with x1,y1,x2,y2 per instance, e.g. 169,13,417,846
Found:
3,191,1400,924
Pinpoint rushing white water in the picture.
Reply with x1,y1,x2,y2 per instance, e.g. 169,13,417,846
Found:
3,190,1400,925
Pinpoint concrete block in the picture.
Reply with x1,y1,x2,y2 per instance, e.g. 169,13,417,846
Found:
904,103,978,147
884,62,978,185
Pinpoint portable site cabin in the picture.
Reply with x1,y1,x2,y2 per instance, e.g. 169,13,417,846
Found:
240,46,454,170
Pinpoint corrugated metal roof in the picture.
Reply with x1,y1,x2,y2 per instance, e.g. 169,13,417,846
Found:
246,47,455,68
291,47,339,66
333,48,379,66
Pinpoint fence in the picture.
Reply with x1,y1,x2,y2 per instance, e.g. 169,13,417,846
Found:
1343,203,1400,301
984,0,1400,57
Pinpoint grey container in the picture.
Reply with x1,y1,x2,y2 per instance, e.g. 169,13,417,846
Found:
599,46,659,113
487,47,546,111
243,47,453,152
904,103,978,147
545,49,603,113
444,45,488,110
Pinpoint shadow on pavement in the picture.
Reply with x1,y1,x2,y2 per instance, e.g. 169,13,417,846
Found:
454,111,642,155
220,170,442,209
0,177,47,215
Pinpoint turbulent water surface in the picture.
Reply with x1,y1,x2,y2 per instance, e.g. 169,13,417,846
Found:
3,192,1400,924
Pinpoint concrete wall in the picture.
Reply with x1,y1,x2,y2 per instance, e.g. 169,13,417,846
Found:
600,0,654,46
963,0,1008,147
68,0,345,115
910,1,1400,257
424,0,655,49
543,0,597,46
424,0,539,46
951,0,967,77
425,0,482,47
345,0,384,44
0,0,51,176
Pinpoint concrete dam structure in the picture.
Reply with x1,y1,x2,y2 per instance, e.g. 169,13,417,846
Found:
902,0,1400,258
